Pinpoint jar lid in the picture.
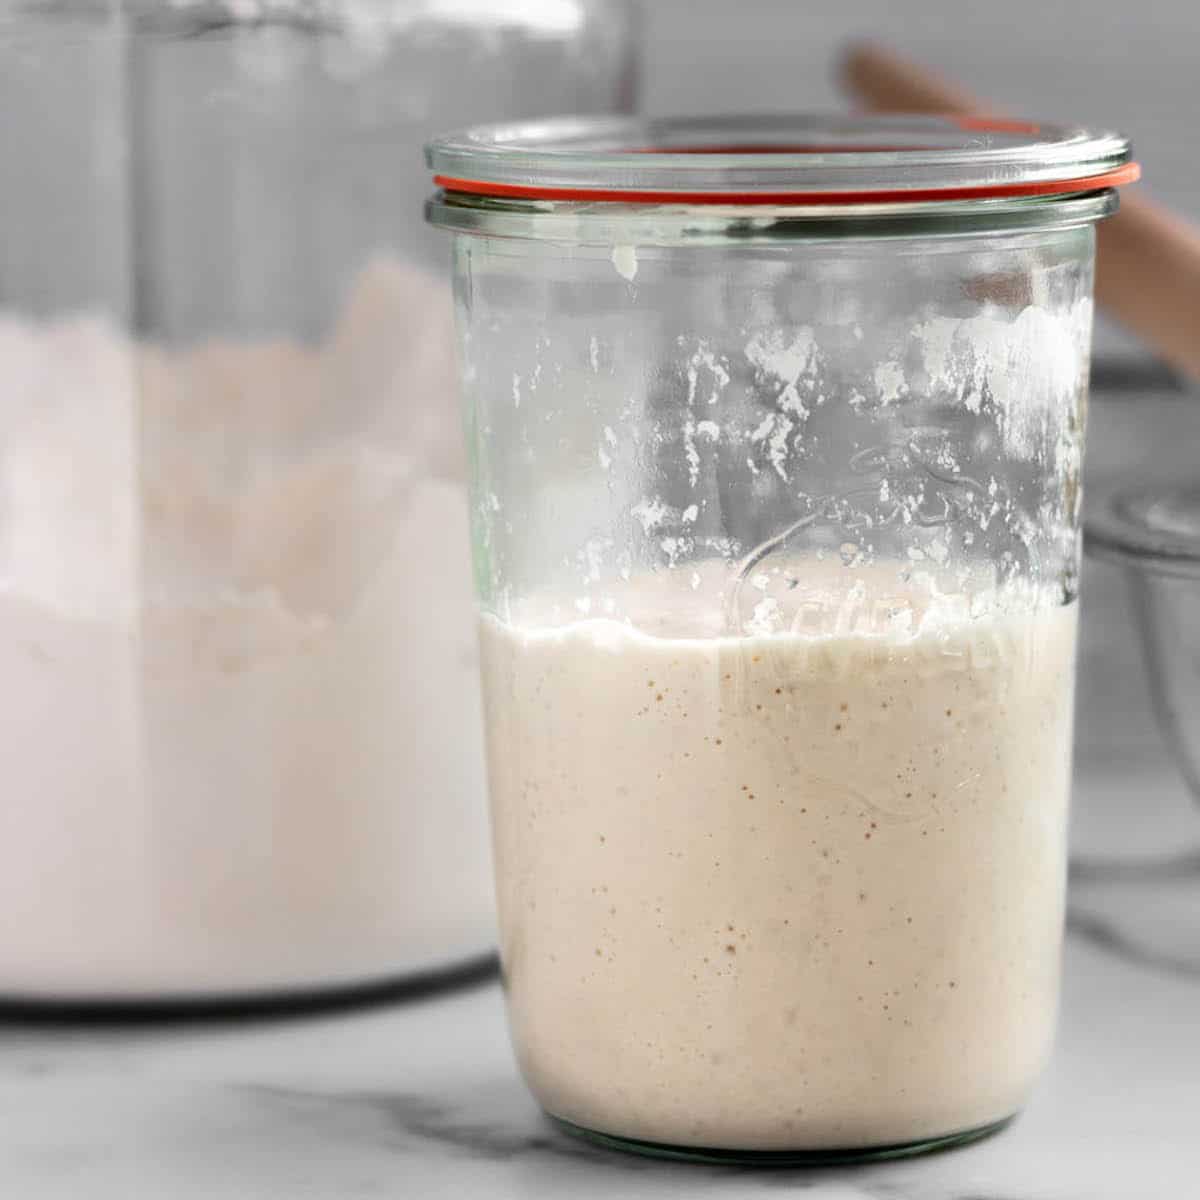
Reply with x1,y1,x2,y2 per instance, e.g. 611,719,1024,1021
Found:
1087,486,1200,580
427,114,1138,206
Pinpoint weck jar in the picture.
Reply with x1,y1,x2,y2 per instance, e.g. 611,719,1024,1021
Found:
426,115,1137,1161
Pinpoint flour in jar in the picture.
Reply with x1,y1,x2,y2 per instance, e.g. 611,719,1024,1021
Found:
0,259,494,998
480,561,1076,1151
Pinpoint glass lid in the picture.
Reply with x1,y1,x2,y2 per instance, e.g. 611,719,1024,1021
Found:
427,113,1138,205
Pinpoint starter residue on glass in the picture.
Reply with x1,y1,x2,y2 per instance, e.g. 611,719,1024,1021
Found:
567,299,1090,604
610,243,638,282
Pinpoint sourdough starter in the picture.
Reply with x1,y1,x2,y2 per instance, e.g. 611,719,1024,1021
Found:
0,259,493,998
480,565,1076,1150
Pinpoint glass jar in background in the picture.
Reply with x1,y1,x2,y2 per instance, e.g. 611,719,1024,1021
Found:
0,1,636,1006
428,115,1136,1161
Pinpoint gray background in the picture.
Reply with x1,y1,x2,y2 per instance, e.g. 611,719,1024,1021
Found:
640,0,1197,214
638,0,1199,366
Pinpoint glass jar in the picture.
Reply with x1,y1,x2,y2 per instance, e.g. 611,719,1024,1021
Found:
0,1,636,1007
427,115,1136,1161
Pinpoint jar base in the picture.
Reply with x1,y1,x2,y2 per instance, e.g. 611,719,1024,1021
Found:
548,1112,1015,1166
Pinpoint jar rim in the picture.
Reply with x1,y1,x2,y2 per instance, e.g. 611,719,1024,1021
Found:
426,113,1137,210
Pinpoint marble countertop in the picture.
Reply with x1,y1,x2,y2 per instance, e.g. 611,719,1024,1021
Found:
2,762,1198,1200
3,389,1199,1198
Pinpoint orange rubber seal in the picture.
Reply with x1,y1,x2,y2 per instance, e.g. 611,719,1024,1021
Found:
434,161,1140,207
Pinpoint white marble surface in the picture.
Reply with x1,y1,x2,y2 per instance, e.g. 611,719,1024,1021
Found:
3,391,1199,1196
1,820,1198,1200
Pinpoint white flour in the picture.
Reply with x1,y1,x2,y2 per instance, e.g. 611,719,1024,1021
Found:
0,259,494,998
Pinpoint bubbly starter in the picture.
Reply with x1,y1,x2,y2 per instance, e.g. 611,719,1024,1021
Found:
480,564,1076,1150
